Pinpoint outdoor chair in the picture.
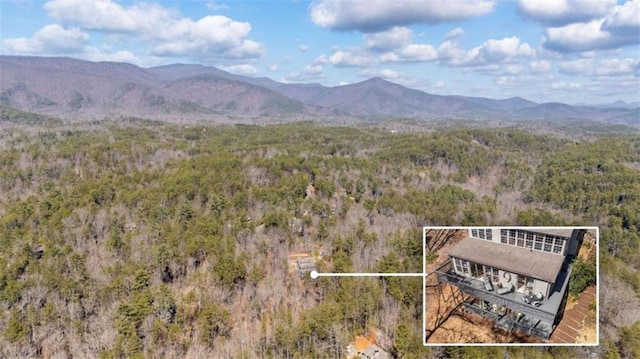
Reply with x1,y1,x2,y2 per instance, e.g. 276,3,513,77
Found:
531,291,544,306
496,282,514,295
522,291,544,306
483,275,493,291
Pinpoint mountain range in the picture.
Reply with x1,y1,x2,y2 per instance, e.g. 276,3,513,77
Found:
0,56,638,125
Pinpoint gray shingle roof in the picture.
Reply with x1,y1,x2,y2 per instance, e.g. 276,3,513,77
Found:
448,237,564,283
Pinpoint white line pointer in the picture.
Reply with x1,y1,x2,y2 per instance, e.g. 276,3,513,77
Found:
310,271,425,279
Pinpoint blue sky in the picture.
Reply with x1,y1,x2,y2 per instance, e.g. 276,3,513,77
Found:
1,0,638,104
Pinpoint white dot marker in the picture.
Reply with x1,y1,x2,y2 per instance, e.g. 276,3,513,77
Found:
310,271,319,279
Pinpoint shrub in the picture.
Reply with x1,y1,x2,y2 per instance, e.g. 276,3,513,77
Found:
569,257,596,298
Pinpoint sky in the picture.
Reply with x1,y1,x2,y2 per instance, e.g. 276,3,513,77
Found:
1,0,639,104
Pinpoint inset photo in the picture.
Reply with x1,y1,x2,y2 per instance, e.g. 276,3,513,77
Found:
424,227,598,345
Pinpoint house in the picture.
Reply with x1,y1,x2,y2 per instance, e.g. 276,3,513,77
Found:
435,227,585,340
346,333,390,359
357,344,389,359
296,256,317,277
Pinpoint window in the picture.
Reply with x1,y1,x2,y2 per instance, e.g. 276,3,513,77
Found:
484,265,499,282
471,262,481,277
534,234,543,250
553,244,562,254
491,229,568,254
553,236,563,254
461,260,470,276
454,258,470,276
471,228,492,240
517,275,535,291
517,231,525,247
525,232,534,249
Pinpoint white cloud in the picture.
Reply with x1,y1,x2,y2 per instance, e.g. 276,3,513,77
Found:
295,39,308,53
83,47,140,63
594,58,640,76
220,64,258,75
518,0,616,26
529,60,551,73
1,24,88,54
44,0,169,33
445,27,465,40
310,0,495,32
477,37,534,62
266,64,279,72
505,65,524,75
495,76,518,86
206,1,229,11
543,18,639,52
601,0,640,36
380,35,534,67
304,64,323,75
558,59,593,75
447,36,534,66
399,44,439,61
381,43,438,62
378,69,400,79
542,1,640,53
358,68,417,87
364,26,413,51
284,64,325,82
437,39,466,62
317,50,376,67
149,15,264,59
551,81,582,90
42,0,264,61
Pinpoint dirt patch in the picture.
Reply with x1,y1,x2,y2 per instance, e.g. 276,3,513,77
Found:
425,277,501,344
578,229,597,261
426,300,544,344
425,280,464,331
577,321,597,344
348,329,386,358
353,334,375,351
425,229,466,273
429,315,496,343
564,296,578,311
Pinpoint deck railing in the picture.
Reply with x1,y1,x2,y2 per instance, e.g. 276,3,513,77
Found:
463,301,552,340
435,260,557,323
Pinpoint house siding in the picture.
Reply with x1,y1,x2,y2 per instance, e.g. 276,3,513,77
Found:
451,258,552,298
466,227,577,257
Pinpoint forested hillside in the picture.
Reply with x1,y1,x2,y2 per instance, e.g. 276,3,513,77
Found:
0,119,638,358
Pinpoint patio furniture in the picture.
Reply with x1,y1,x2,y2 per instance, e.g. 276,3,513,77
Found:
482,275,493,291
497,282,514,295
522,291,544,306
531,291,544,306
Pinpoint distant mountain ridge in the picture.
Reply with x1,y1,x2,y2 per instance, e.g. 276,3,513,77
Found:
0,56,637,125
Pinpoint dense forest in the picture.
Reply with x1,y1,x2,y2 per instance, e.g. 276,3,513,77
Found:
0,117,638,358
